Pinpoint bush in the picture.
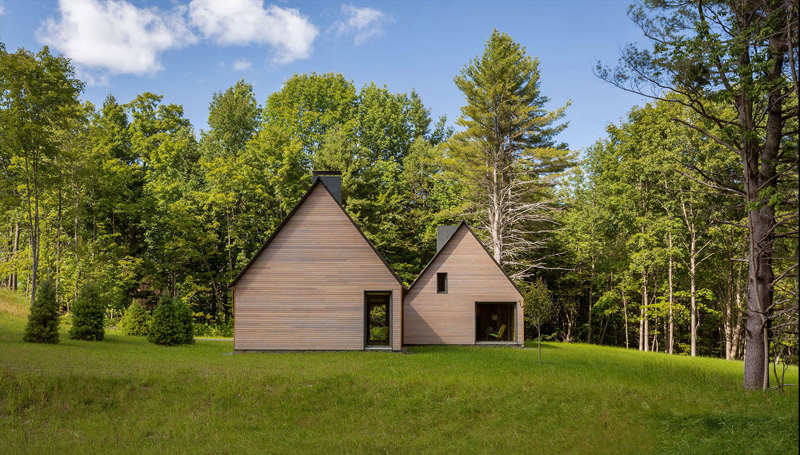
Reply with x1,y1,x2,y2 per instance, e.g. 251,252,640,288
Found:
193,319,234,338
69,282,106,341
121,302,151,336
23,278,60,344
148,295,194,346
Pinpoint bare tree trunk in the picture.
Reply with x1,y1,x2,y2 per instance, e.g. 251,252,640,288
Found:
689,232,697,357
643,270,649,352
73,179,80,308
732,262,744,359
56,189,62,307
668,233,674,354
23,152,40,307
621,288,629,349
11,221,19,291
587,260,595,344
537,325,542,363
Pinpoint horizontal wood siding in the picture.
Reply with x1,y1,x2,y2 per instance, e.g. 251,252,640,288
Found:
234,185,402,351
404,227,524,345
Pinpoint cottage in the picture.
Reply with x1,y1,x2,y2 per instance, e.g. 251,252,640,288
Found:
230,172,524,351
403,223,524,346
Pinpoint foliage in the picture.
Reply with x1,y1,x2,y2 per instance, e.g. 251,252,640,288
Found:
120,302,151,336
192,320,234,338
148,295,195,346
22,278,59,344
69,282,106,341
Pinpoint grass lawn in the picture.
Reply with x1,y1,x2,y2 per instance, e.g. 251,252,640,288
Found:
1,290,798,454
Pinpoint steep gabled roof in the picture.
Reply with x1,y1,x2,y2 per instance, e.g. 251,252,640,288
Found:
408,221,523,297
229,179,406,289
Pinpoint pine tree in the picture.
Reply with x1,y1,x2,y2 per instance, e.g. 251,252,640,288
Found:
69,282,105,341
148,295,195,346
451,30,573,277
121,302,151,336
23,278,60,344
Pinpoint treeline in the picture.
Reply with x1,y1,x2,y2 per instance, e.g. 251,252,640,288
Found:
0,47,462,324
541,99,797,363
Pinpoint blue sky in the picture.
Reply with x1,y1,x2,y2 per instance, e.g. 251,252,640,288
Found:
0,0,650,151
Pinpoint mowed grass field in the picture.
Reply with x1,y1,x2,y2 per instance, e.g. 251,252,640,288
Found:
1,290,798,455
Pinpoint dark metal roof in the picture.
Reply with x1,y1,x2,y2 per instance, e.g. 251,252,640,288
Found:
229,179,406,289
407,221,524,298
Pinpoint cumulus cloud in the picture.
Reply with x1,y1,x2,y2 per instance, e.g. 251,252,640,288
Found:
335,5,388,45
232,58,253,71
37,0,196,75
0,1,6,16
189,0,318,64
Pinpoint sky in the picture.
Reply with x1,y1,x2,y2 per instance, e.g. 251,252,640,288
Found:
0,0,651,152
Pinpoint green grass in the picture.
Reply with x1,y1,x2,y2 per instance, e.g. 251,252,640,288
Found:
1,292,797,454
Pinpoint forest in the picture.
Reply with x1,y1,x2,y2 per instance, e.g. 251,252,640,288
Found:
1,1,797,389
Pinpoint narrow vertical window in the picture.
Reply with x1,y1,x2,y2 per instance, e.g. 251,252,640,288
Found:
437,273,448,294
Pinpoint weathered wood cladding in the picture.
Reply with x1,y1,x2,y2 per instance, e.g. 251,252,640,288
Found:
234,184,403,351
404,226,524,345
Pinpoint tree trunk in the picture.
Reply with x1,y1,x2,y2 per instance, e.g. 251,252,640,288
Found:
668,233,674,354
689,230,697,357
56,189,62,307
587,260,595,344
621,288,629,349
642,270,649,352
23,152,40,307
537,325,542,363
11,221,19,291
743,168,775,389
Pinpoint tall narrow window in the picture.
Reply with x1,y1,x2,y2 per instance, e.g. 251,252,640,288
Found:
437,273,448,294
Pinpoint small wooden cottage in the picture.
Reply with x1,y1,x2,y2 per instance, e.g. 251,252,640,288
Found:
403,223,524,346
230,172,524,351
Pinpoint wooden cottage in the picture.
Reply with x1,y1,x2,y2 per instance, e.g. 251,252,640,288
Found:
231,172,524,351
403,222,524,346
230,172,405,351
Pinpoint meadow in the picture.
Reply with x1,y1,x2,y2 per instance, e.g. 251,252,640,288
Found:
1,290,797,454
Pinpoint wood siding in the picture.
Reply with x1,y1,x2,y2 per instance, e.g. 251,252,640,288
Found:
234,185,403,351
404,226,524,345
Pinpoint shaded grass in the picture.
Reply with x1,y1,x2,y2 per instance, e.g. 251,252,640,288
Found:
1,293,797,454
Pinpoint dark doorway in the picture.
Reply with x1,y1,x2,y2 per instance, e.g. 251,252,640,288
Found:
365,292,391,348
475,302,515,342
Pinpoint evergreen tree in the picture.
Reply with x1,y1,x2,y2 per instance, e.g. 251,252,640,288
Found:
23,278,60,344
148,294,195,346
451,30,573,277
121,302,151,336
69,282,105,341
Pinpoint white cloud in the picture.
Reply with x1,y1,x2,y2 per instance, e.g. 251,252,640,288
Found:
232,58,252,71
0,1,6,16
189,0,318,64
335,5,388,45
37,0,196,75
75,68,109,87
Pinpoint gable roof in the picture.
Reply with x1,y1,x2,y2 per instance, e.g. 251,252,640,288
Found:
407,221,523,297
229,179,406,289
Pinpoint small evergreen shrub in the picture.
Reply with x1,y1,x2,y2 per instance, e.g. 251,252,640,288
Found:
23,278,60,344
121,302,151,336
69,282,106,341
148,295,195,346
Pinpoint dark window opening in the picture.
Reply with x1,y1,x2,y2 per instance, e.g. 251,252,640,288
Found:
476,303,515,342
437,273,448,294
365,292,391,347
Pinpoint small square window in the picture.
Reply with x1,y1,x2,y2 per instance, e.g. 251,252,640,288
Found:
437,273,448,294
